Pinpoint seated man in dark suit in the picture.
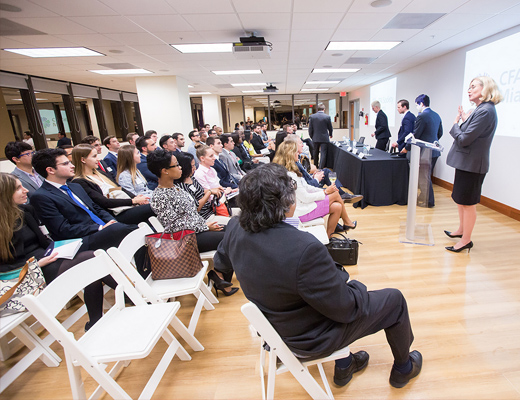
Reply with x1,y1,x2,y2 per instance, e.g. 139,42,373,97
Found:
250,124,267,154
215,163,422,390
135,136,158,190
102,135,120,175
5,141,43,199
56,131,72,148
207,136,238,189
30,148,135,252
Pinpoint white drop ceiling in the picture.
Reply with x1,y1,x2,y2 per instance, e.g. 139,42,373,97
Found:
0,0,519,95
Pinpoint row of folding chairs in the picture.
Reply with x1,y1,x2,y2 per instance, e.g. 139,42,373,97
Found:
1,217,220,398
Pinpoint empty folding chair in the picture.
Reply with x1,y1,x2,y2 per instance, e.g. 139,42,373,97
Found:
21,250,203,400
241,302,350,400
108,222,216,335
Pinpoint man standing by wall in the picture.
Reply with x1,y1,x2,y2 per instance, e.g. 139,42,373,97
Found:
371,101,391,151
308,103,333,168
392,100,416,152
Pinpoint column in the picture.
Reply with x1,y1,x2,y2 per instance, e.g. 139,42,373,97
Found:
135,76,192,139
201,94,223,129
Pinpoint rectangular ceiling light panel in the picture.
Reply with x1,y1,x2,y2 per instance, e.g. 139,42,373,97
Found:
171,43,232,53
326,42,400,51
89,69,152,75
212,70,262,75
3,47,105,58
312,68,360,73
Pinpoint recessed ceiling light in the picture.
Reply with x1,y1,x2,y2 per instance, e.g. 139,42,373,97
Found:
171,43,232,53
326,41,400,51
189,92,211,95
312,68,360,73
371,0,392,7
3,47,105,58
231,83,267,87
242,90,264,93
305,81,340,85
89,69,153,75
301,88,328,92
188,85,194,88
212,70,262,75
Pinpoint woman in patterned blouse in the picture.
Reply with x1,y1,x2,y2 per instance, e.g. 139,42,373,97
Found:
147,149,238,297
174,152,231,225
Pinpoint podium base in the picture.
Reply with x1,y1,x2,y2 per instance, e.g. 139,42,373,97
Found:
399,221,434,246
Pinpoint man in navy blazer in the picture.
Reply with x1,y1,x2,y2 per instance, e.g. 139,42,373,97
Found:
102,135,120,176
31,148,135,252
392,99,416,152
403,94,443,207
207,137,238,189
308,103,333,168
5,141,43,199
371,101,391,151
136,136,158,190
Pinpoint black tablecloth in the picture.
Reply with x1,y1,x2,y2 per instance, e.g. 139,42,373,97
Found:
325,142,409,209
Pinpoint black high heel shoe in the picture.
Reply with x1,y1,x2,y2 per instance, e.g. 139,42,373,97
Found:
445,241,473,253
207,270,232,290
344,221,357,231
444,230,462,238
215,287,239,298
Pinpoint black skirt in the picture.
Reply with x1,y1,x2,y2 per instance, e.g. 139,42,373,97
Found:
452,169,486,205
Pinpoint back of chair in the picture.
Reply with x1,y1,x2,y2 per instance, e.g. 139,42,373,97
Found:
358,136,365,144
241,302,304,373
117,222,154,262
148,216,164,233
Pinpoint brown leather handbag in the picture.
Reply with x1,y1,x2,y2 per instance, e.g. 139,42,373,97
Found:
145,230,203,280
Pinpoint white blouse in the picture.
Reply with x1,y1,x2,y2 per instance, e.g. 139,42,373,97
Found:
287,171,326,217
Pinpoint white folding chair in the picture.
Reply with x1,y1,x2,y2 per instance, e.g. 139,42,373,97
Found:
108,222,217,335
241,302,350,400
299,218,329,245
148,216,219,304
21,250,203,400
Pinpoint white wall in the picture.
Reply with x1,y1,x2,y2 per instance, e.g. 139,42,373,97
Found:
202,95,223,128
348,25,520,210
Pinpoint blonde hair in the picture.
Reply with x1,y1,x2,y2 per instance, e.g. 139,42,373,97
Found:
72,144,117,188
272,141,301,176
0,173,24,260
196,144,211,161
472,76,503,105
116,144,146,185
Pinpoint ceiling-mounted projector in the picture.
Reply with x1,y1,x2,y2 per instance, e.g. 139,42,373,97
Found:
263,84,278,93
233,35,271,59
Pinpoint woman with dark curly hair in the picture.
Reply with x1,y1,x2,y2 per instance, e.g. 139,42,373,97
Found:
147,149,238,297
214,163,421,389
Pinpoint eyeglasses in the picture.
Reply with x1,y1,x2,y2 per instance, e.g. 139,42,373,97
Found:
166,164,180,169
56,161,72,166
19,151,34,157
192,134,200,137
290,178,297,190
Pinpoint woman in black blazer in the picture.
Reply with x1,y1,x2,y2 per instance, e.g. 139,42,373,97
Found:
0,173,115,330
214,164,422,389
445,76,503,253
71,144,155,225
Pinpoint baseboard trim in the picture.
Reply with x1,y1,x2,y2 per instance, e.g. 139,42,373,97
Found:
432,177,520,222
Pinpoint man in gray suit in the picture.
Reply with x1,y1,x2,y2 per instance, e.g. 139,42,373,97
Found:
220,134,245,182
5,141,43,199
308,103,333,168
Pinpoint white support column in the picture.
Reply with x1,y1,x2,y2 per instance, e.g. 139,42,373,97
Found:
201,95,223,129
135,76,192,140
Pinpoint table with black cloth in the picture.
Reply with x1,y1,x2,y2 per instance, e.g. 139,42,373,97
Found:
325,142,409,209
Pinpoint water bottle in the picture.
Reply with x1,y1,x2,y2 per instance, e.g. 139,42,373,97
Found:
342,135,347,144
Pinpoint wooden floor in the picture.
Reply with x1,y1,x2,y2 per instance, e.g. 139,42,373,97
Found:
2,184,520,399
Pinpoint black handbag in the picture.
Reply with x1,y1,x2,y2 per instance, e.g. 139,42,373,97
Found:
326,233,361,265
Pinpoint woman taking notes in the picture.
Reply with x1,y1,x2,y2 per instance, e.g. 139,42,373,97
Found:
445,76,503,253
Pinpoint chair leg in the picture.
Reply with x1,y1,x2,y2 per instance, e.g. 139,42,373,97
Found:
192,289,215,311
317,362,334,399
187,291,210,335
168,316,204,352
65,351,88,400
200,280,219,304
160,328,192,361
266,349,277,400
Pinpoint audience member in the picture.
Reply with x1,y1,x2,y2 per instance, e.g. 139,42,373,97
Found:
194,145,237,196
250,124,266,153
147,149,238,297
102,135,120,175
72,144,154,225
273,141,357,238
231,133,258,170
80,135,112,176
5,141,43,198
171,132,185,154
135,136,158,190
56,131,72,148
144,130,158,143
126,132,139,146
30,148,135,251
22,131,34,149
0,173,116,331
159,135,176,152
219,134,245,182
116,145,154,197
187,130,201,166
206,137,239,190
214,163,421,389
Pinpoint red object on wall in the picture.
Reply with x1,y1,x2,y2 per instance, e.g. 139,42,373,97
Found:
340,91,346,97
365,115,369,125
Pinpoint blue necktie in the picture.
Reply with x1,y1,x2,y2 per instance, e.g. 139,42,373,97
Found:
60,185,105,226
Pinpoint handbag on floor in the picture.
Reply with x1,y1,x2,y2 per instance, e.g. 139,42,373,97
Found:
145,230,203,280
0,257,46,316
326,233,361,266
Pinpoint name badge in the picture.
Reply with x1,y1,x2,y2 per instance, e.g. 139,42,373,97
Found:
107,167,113,172
189,185,197,193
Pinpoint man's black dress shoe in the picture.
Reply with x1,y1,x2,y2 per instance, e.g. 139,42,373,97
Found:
333,351,369,387
389,350,422,388
341,193,363,204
